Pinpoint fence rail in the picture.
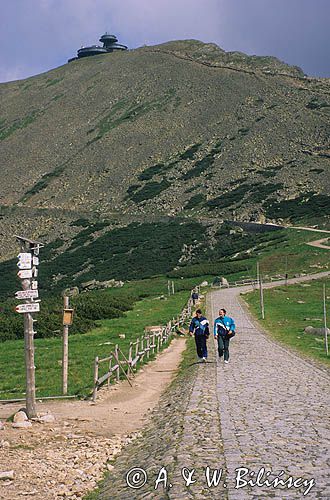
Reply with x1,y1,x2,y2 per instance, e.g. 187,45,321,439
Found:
92,290,196,401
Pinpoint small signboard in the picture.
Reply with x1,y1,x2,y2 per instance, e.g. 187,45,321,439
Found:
32,256,39,266
15,303,40,313
63,308,74,326
31,281,38,290
17,253,32,270
17,269,33,279
15,290,39,299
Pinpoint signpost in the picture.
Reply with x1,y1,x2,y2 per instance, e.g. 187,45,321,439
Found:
62,295,74,395
15,303,40,313
15,236,43,419
15,290,39,300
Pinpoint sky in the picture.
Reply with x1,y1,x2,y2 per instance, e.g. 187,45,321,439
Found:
1,0,329,83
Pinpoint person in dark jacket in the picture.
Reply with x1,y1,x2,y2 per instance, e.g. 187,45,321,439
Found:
213,308,236,363
189,309,210,362
191,290,199,305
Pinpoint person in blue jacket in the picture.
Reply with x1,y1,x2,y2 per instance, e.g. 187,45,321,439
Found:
213,308,236,363
189,309,210,362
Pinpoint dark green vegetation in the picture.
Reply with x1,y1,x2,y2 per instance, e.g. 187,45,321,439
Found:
0,279,195,399
243,278,330,366
0,110,41,141
266,193,330,220
0,290,134,342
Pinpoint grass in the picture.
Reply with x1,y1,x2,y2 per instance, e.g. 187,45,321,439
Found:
0,111,40,141
242,278,330,366
0,280,194,400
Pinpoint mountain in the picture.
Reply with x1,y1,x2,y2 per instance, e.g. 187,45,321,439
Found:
0,40,329,277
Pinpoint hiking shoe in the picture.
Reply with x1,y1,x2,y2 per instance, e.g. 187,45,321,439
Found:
202,357,207,362
224,360,229,364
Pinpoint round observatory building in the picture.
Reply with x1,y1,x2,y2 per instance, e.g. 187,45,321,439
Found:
68,32,128,62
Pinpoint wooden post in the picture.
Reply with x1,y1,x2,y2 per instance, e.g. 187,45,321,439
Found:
259,272,265,320
141,337,144,362
157,333,160,352
256,261,260,289
152,332,155,355
62,295,69,395
115,344,120,382
147,335,150,359
92,356,99,402
128,342,133,367
172,281,175,295
17,238,39,419
324,284,329,356
108,357,112,388
168,280,171,296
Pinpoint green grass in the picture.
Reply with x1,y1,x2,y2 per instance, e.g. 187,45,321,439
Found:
0,111,40,141
242,278,330,365
0,281,193,400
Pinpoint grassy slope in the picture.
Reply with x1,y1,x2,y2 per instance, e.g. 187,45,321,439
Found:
242,278,330,366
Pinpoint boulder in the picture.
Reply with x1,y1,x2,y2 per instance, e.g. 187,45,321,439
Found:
37,413,55,423
200,281,208,286
12,421,32,429
0,471,14,481
304,326,330,336
221,277,229,287
13,410,28,423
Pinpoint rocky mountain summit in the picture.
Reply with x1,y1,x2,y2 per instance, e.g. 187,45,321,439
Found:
0,39,329,261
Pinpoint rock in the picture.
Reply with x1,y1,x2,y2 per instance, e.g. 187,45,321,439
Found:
0,440,10,448
0,421,4,430
297,300,305,304
221,277,229,287
37,413,55,423
118,334,125,339
13,410,28,423
200,281,208,286
0,471,14,480
12,421,32,429
304,326,330,335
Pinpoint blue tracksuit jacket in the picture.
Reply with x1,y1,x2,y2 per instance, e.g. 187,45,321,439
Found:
189,316,210,336
213,315,235,337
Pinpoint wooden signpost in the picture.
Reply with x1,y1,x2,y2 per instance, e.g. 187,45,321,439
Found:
15,236,43,419
62,295,74,395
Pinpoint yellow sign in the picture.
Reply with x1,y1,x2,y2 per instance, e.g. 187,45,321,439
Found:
63,308,74,326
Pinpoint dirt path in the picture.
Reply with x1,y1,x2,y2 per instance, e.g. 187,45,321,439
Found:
0,337,186,500
306,237,330,249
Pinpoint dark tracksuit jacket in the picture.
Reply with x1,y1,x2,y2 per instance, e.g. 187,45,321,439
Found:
189,315,210,358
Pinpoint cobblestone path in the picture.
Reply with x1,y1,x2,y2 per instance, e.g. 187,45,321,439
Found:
100,273,329,499
211,283,330,499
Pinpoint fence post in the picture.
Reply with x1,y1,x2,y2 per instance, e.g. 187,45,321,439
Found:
115,345,120,383
107,357,112,389
152,332,155,355
147,334,150,359
157,333,160,352
92,356,99,402
128,342,133,367
323,284,329,356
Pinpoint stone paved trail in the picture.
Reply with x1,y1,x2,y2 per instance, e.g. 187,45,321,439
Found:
100,273,329,500
211,279,330,499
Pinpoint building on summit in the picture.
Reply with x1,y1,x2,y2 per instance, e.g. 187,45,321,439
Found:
68,32,128,62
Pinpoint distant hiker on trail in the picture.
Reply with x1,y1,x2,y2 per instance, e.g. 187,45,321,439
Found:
189,309,210,362
214,308,236,363
191,290,199,305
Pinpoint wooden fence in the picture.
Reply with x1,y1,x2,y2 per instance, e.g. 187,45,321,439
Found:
92,293,195,401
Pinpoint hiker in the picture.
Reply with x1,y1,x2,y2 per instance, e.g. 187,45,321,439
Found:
191,290,199,305
189,309,210,362
214,308,236,363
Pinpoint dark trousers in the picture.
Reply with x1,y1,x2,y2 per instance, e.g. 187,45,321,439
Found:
217,335,230,361
195,334,208,358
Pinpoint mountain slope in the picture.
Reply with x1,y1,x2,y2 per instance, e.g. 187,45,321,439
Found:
0,39,329,262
